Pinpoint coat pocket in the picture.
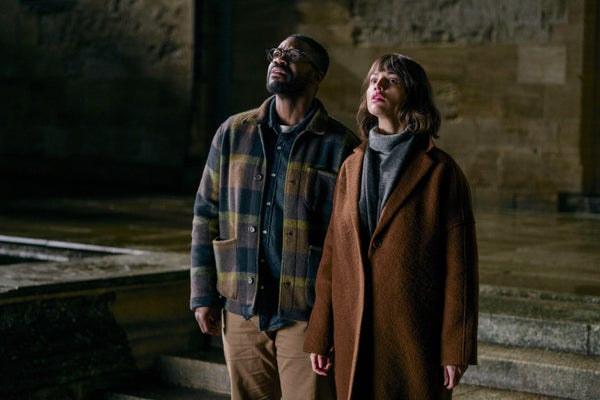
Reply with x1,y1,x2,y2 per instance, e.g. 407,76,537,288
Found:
213,237,238,300
305,245,323,308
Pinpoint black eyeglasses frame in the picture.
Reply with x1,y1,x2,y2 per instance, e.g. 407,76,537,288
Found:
265,47,320,72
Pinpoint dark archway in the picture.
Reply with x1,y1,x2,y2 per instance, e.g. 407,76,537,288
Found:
581,0,600,194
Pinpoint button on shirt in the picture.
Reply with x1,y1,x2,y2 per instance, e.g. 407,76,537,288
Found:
256,99,317,331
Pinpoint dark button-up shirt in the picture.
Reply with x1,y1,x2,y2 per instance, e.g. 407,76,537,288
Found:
256,99,317,330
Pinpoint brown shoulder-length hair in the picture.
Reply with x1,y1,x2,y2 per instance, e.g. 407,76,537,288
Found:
356,54,441,139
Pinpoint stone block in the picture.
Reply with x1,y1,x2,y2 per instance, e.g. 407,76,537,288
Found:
437,118,480,155
157,351,230,394
433,80,460,120
463,47,518,85
467,149,501,187
556,119,582,155
349,0,562,45
503,85,545,119
297,2,355,45
518,45,567,84
478,292,599,354
537,154,582,191
408,47,469,82
463,343,600,400
512,192,559,212
544,84,581,119
500,149,542,188
0,294,137,397
479,313,589,353
592,324,600,356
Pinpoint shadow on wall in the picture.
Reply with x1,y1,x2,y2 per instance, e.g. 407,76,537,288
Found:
0,0,195,196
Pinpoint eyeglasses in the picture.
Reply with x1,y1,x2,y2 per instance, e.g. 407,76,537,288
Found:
266,47,319,71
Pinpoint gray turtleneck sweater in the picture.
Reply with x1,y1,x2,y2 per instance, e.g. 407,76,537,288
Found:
359,127,418,238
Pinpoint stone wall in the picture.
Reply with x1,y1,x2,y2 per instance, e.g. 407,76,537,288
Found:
291,0,587,210
205,0,594,211
0,0,595,210
0,256,201,399
0,0,193,192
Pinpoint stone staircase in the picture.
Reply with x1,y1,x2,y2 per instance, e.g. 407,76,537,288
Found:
106,285,600,400
462,285,600,399
106,346,230,400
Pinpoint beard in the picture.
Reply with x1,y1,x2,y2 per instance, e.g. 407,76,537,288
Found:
266,65,311,96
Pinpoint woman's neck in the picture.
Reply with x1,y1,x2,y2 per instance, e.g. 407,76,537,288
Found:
377,117,406,135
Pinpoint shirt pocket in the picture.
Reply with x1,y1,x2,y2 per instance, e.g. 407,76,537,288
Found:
213,237,238,300
303,167,337,218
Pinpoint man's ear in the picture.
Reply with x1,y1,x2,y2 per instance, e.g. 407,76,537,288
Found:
313,70,325,84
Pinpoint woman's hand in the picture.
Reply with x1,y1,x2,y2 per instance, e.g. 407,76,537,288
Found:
310,353,333,376
443,365,468,389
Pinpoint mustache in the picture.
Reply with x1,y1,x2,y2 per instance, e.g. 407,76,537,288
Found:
269,64,292,75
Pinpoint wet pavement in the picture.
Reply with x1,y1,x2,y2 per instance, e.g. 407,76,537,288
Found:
0,196,194,253
476,210,600,297
0,195,599,298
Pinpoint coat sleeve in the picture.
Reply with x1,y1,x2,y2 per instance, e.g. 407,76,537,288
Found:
190,124,226,311
440,163,479,366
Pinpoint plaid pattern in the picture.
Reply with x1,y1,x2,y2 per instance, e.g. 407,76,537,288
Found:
191,96,360,321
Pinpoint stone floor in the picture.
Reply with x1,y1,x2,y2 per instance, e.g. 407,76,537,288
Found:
0,195,599,298
1,195,599,400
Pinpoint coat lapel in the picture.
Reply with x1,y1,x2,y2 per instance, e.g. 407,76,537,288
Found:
373,138,436,237
345,143,367,238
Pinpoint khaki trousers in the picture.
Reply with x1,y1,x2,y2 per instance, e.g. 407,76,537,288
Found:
222,311,334,400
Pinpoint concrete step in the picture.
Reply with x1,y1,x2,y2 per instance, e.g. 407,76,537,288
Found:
130,287,600,400
156,348,230,395
145,353,575,400
462,343,600,400
106,385,228,400
106,380,567,400
455,384,565,399
479,285,600,355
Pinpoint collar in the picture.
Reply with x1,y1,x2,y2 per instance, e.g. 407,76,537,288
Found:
242,96,329,136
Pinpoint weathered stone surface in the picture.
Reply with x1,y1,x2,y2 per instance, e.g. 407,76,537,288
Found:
463,343,600,400
1,0,193,193
479,289,600,355
0,249,199,399
350,0,568,45
592,324,600,356
0,293,136,397
298,0,588,211
518,45,567,84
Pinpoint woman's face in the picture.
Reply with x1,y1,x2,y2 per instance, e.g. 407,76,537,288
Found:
366,69,407,123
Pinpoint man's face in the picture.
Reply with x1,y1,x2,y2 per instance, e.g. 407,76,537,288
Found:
266,37,318,96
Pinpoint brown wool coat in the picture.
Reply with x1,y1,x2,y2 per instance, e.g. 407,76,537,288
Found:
304,138,479,400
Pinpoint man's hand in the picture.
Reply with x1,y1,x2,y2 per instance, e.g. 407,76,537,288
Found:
310,353,332,376
194,306,221,336
443,365,468,389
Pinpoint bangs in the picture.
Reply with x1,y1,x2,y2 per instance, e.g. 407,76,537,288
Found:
370,54,408,76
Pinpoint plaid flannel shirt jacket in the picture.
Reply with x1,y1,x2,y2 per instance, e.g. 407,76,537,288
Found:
190,96,360,321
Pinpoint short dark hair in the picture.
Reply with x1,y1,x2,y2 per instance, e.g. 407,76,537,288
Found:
289,34,329,76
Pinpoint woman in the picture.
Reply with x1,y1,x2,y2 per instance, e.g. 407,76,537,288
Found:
303,54,478,399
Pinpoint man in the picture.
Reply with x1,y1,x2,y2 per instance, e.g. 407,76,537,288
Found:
190,34,360,400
